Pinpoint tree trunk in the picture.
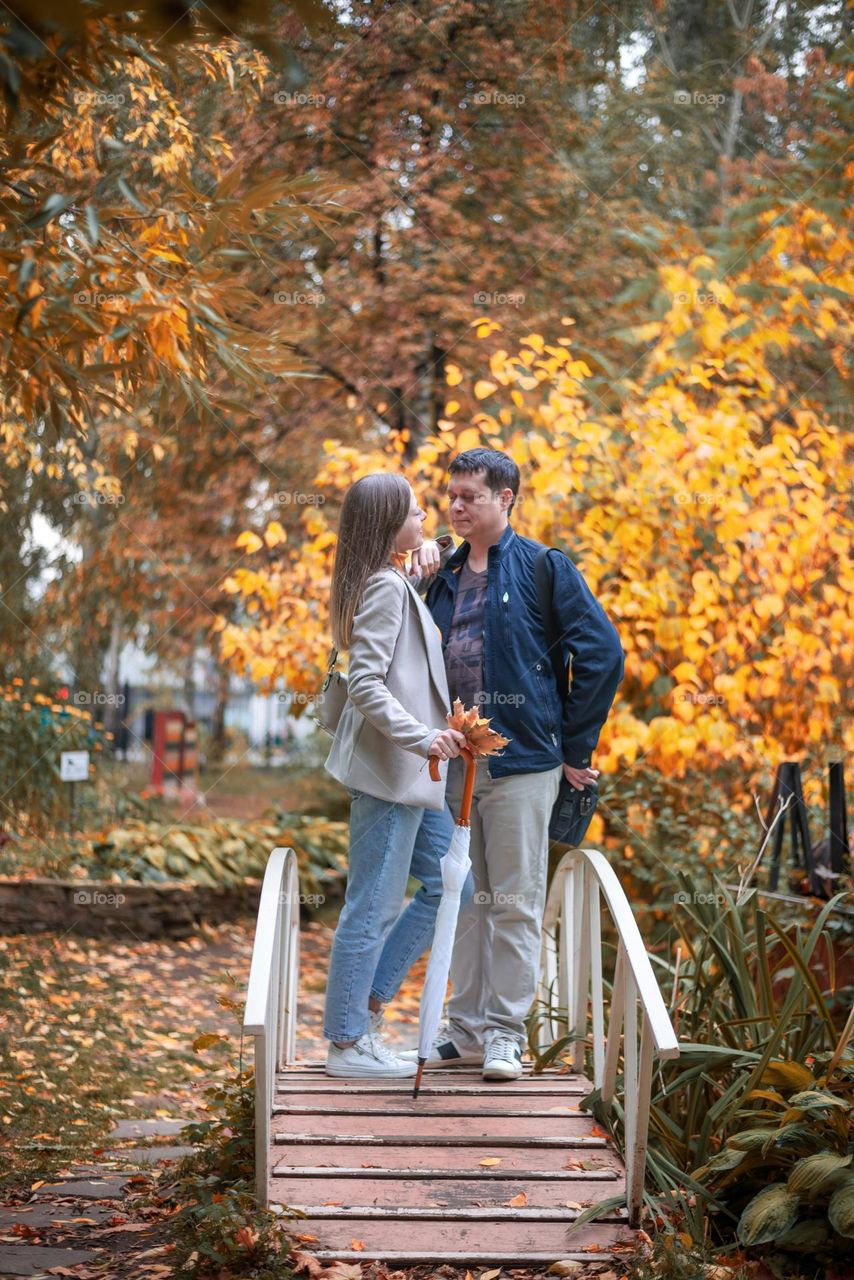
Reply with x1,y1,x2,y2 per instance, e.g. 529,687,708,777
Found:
208,658,230,768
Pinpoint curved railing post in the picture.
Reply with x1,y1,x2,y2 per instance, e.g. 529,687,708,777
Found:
243,847,301,1207
538,848,680,1228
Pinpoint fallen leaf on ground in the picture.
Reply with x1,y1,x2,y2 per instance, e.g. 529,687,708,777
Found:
547,1264,583,1277
292,1250,324,1278
480,1270,502,1280
349,1239,366,1251
479,1156,502,1166
506,1191,527,1207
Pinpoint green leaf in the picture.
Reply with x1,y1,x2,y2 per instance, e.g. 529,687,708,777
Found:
787,1089,847,1111
85,203,100,246
787,1152,852,1196
737,1183,801,1246
828,1175,854,1238
118,177,149,213
24,192,73,229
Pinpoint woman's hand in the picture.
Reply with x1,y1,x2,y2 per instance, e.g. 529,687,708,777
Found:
428,727,467,760
409,540,441,578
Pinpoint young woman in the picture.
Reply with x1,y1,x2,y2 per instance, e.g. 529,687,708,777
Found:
323,473,469,1077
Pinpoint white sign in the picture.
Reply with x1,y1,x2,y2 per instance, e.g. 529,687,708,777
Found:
60,751,90,782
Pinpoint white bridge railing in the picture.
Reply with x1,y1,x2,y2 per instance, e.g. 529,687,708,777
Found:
243,847,300,1205
243,844,679,1221
537,848,680,1227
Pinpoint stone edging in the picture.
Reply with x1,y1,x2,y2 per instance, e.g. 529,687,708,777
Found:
0,875,264,939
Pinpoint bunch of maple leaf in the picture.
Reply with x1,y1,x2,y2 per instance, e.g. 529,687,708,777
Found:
446,698,510,757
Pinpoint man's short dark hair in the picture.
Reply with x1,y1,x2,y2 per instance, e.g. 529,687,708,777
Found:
448,447,520,515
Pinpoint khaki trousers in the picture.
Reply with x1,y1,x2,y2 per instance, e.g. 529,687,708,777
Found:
444,754,563,1053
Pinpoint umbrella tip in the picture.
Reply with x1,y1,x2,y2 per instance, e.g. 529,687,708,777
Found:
412,1058,426,1099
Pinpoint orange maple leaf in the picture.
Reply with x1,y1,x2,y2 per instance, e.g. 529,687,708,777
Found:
447,698,510,757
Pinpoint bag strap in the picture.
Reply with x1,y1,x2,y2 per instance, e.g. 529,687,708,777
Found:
534,547,569,704
321,646,339,691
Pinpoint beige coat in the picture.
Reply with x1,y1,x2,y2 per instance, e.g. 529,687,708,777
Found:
324,552,454,810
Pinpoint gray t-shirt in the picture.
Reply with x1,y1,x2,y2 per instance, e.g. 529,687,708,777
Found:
443,559,488,711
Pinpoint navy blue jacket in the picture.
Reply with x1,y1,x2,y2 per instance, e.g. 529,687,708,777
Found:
424,524,625,778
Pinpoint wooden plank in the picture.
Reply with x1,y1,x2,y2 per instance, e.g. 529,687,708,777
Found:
272,1114,597,1140
280,1204,627,1221
277,1217,634,1253
271,1165,621,1182
271,1144,618,1172
274,1132,607,1148
308,1251,620,1265
269,1175,625,1209
277,1081,588,1096
274,1103,587,1117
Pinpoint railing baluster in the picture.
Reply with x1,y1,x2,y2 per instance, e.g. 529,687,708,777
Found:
559,865,572,1040
571,860,590,1073
588,875,604,1088
540,849,680,1231
602,940,624,1103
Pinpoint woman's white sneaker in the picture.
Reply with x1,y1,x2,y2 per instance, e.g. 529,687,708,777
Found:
326,1029,417,1078
482,1034,523,1080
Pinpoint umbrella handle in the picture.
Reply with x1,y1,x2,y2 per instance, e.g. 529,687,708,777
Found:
429,746,476,826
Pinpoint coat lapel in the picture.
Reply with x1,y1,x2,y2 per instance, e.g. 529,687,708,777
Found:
400,573,449,704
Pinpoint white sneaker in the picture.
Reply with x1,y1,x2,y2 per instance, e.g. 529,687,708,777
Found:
326,1028,417,1078
482,1033,524,1080
399,1020,482,1068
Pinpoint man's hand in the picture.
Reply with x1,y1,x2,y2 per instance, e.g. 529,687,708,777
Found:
409,540,441,578
563,763,599,791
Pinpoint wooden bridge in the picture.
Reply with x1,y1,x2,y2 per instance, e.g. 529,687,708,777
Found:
243,846,680,1267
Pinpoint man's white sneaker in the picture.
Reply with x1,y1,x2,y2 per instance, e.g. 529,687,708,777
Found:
399,1021,482,1068
482,1034,524,1080
326,1029,416,1078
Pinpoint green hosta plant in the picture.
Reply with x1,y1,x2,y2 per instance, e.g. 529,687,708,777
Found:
696,1025,854,1258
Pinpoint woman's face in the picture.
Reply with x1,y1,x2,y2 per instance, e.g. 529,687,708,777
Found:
394,487,427,554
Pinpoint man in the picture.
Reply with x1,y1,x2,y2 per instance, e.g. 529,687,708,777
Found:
403,447,624,1081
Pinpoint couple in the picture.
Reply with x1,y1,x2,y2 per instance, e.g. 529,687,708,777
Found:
322,447,624,1080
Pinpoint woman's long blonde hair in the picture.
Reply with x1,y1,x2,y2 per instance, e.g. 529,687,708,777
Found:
329,473,411,650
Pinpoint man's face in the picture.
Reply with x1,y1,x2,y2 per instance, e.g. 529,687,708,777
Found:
446,470,512,542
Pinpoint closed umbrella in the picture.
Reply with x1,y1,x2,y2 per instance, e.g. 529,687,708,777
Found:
412,744,477,1100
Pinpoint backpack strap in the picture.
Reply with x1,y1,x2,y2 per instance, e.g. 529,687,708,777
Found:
534,546,570,703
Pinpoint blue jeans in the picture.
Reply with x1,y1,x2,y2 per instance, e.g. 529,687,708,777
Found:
323,788,474,1043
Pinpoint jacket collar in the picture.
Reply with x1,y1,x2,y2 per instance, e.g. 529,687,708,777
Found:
445,521,516,573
